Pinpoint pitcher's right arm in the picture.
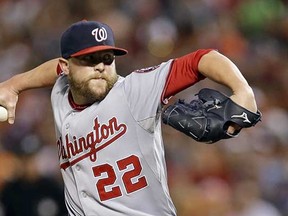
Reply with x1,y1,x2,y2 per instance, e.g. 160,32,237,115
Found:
0,58,61,124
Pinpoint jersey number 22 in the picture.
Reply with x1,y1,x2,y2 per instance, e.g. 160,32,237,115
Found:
92,155,148,201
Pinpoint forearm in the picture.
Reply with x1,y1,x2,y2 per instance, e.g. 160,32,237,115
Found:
198,50,257,112
9,58,60,93
0,58,60,124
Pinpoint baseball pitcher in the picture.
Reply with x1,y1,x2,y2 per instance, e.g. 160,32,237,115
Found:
0,21,261,215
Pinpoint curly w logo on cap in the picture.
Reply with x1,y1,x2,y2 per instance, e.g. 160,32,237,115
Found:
60,20,128,59
92,27,108,42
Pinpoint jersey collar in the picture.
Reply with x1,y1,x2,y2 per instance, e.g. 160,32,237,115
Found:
68,91,91,111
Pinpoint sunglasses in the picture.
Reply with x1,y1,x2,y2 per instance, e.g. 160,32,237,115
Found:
74,53,115,66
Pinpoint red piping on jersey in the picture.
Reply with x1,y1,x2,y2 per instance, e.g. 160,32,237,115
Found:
68,91,91,111
161,49,214,103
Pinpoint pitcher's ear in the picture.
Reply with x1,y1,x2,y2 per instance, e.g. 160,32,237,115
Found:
58,58,69,75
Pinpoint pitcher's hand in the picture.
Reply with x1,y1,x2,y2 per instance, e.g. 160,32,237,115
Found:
0,80,19,124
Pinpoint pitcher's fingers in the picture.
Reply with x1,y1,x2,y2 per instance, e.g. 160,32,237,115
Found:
227,123,241,135
7,106,16,124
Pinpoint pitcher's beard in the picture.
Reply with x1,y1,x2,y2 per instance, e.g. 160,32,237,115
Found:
69,76,117,104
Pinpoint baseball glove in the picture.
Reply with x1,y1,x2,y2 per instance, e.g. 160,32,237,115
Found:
162,88,262,143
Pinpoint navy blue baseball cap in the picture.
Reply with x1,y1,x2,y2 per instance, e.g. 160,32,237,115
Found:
61,20,128,59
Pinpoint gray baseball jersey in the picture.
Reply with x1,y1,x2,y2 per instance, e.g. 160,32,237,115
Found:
51,59,176,216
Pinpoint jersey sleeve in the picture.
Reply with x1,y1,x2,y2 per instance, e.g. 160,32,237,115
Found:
162,49,214,101
123,60,173,123
51,76,69,113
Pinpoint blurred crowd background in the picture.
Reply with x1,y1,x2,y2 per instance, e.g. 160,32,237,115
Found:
0,0,288,215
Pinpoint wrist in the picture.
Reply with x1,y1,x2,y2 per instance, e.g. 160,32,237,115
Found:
9,73,25,94
230,86,258,113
